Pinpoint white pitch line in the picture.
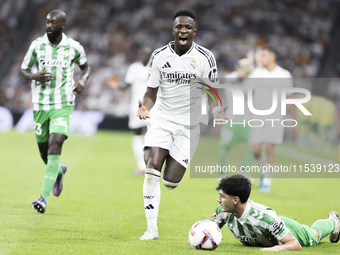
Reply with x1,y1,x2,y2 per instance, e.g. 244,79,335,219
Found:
276,146,338,165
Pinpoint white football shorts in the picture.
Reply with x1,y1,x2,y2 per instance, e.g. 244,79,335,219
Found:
248,120,284,145
144,116,200,168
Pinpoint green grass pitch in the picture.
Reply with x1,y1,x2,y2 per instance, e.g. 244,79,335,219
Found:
0,130,339,254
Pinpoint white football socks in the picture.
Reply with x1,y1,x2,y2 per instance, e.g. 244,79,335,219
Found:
256,155,272,186
262,163,274,186
143,169,161,230
132,135,146,170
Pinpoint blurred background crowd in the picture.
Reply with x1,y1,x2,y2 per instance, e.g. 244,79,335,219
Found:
1,0,340,146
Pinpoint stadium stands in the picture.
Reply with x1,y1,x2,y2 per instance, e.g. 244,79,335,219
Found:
0,0,338,119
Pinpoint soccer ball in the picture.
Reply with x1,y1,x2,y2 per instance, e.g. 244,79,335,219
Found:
188,220,222,250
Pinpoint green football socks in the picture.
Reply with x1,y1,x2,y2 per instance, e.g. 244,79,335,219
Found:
242,148,254,168
42,157,63,174
311,218,336,241
41,155,61,203
219,147,228,166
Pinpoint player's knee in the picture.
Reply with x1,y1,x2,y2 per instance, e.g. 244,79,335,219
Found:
145,169,161,184
145,159,162,171
162,178,181,190
48,145,61,155
252,151,261,159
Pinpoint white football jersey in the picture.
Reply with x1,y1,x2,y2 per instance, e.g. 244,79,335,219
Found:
125,61,148,129
125,62,148,110
147,41,218,126
224,71,250,121
246,65,293,119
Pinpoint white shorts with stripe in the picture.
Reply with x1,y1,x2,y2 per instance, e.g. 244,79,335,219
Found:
144,116,200,168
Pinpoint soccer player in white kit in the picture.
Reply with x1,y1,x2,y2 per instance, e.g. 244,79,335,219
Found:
247,46,296,193
137,10,226,240
124,48,151,175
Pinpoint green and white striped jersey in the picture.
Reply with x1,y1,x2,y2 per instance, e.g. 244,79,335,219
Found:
211,200,289,247
21,33,87,111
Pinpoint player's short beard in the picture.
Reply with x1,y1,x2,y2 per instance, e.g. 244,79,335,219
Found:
47,29,62,41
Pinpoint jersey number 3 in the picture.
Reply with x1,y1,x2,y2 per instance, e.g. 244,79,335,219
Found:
34,122,42,135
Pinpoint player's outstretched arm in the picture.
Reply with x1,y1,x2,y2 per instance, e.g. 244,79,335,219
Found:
260,233,301,251
137,87,158,119
73,61,91,94
21,69,53,83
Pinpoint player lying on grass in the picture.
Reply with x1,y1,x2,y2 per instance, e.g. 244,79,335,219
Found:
211,174,339,251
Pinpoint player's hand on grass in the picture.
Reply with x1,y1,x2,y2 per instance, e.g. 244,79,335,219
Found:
72,78,85,94
137,100,150,119
32,70,53,83
213,105,229,120
260,246,281,251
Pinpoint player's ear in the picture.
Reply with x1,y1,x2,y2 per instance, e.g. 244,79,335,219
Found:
194,28,197,36
172,27,174,36
233,196,240,205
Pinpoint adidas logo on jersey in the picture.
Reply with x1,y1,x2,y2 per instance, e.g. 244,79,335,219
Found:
145,204,154,210
183,159,188,164
162,62,171,68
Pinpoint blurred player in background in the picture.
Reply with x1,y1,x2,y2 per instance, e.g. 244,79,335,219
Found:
211,174,340,251
124,48,152,175
246,45,296,193
218,58,254,179
137,9,226,240
21,10,90,213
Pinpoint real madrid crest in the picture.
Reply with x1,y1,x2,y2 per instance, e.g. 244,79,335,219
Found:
189,59,197,70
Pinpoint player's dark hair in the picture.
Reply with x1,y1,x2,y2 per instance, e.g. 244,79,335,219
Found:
173,9,196,22
216,174,251,204
262,45,278,59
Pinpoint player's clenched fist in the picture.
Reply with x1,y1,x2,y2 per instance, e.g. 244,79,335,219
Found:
137,100,150,119
72,78,85,94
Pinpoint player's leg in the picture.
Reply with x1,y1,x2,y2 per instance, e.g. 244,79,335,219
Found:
258,142,275,192
38,142,48,164
219,125,233,167
131,127,146,175
240,125,253,169
311,211,340,243
218,125,234,179
47,107,73,199
261,123,284,193
32,110,50,213
160,122,199,188
251,143,263,162
40,132,67,202
140,146,168,240
33,107,72,213
218,146,229,170
162,155,186,189
266,143,275,165
241,148,254,170
239,125,254,179
37,140,65,191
